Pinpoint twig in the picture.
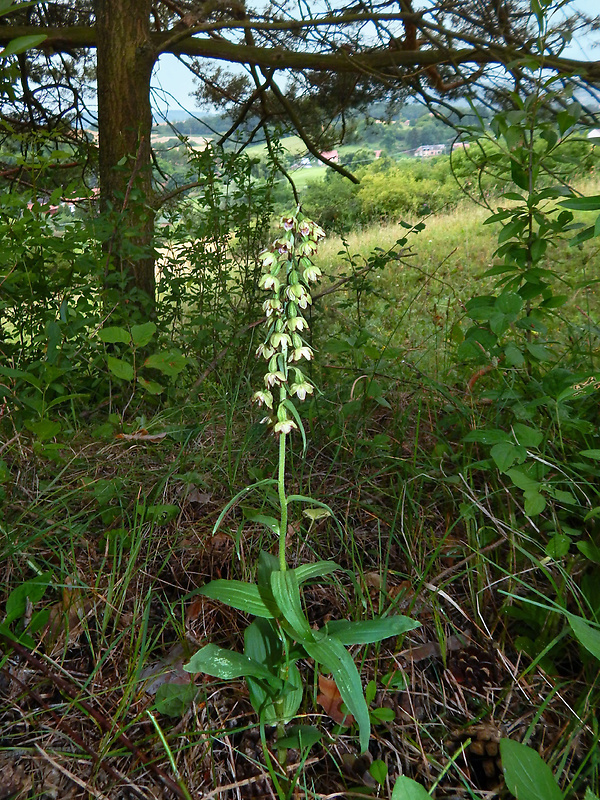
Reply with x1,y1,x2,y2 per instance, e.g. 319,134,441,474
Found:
0,634,188,799
3,665,151,800
35,745,112,800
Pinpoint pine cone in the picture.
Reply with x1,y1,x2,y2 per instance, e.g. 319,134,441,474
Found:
448,645,497,691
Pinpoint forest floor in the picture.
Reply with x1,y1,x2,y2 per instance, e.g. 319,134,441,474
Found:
1,198,599,799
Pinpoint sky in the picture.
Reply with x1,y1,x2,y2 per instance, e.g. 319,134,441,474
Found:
152,55,199,120
151,2,600,116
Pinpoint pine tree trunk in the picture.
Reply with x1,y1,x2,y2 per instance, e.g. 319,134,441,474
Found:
96,0,156,304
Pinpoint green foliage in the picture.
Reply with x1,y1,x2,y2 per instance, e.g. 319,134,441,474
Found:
302,157,464,231
500,739,563,800
0,571,52,647
183,213,419,792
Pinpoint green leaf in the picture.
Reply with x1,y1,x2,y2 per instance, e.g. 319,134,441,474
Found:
545,534,570,559
242,508,280,536
276,725,321,750
560,195,600,211
491,442,521,473
511,162,530,192
282,397,307,455
369,759,388,786
506,468,540,492
370,706,395,722
463,429,510,445
303,635,370,753
145,504,179,522
27,419,61,441
496,292,523,315
504,343,525,367
184,644,273,680
576,541,600,564
197,580,275,618
155,683,198,717
391,776,432,799
512,423,543,448
324,616,419,646
5,572,52,623
580,450,600,461
568,615,600,661
107,356,134,381
137,377,164,395
144,351,187,376
584,788,600,800
246,666,300,724
270,570,314,641
293,560,340,583
526,342,551,362
244,618,282,671
98,326,131,344
302,507,332,523
524,490,546,516
131,321,157,348
500,739,563,800
1,34,47,57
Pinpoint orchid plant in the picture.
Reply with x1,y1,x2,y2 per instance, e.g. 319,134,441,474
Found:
184,209,418,788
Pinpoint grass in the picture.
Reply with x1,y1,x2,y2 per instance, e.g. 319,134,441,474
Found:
2,193,600,798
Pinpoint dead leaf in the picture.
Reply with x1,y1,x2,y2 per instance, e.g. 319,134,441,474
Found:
115,429,167,441
399,635,465,663
364,572,382,591
317,674,354,726
140,643,193,695
186,487,212,504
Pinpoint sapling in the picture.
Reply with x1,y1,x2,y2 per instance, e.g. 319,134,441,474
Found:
184,209,418,793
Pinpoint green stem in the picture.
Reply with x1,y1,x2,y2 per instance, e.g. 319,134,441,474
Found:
278,428,288,571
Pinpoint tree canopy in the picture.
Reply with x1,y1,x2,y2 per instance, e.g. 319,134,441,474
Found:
0,0,599,301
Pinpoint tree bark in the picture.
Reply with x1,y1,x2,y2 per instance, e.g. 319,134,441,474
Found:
95,0,157,304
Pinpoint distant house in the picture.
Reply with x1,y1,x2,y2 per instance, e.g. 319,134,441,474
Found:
415,144,446,158
320,150,339,163
374,150,382,159
452,141,471,151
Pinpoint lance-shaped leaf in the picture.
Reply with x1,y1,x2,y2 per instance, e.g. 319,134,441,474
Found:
324,615,419,646
270,570,314,641
184,644,274,680
293,560,340,584
303,635,370,753
197,579,275,618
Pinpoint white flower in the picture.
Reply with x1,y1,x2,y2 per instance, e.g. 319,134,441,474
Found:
259,274,280,292
265,370,286,388
290,380,314,400
270,332,291,350
259,249,278,267
253,390,273,408
303,265,321,283
256,342,275,360
280,216,295,231
286,316,308,332
263,298,283,316
298,240,317,256
312,223,326,240
290,346,313,362
273,419,298,435
298,220,311,237
297,292,312,310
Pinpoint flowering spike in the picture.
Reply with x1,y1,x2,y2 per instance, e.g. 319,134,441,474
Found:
255,210,325,434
